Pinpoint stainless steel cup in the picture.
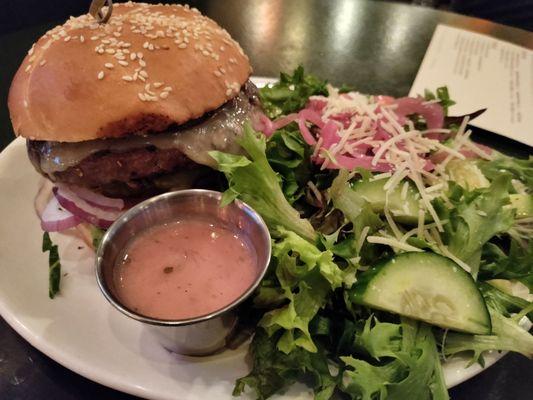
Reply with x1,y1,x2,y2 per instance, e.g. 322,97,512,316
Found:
95,189,271,356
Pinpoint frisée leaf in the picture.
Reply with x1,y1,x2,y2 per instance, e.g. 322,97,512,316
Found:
209,124,317,243
340,318,449,400
435,176,515,275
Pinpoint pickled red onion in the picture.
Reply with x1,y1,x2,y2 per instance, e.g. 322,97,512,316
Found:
53,186,123,229
40,196,81,232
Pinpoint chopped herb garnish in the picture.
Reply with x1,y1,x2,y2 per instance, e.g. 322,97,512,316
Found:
91,227,105,250
42,232,61,299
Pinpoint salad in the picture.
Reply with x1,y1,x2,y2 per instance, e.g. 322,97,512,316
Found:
41,67,532,399
208,68,533,399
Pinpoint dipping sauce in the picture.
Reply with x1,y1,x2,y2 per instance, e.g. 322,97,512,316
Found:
113,218,258,320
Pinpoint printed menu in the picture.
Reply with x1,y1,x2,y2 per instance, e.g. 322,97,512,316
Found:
410,25,533,147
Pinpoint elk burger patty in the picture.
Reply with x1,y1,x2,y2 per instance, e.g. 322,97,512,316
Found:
25,82,259,197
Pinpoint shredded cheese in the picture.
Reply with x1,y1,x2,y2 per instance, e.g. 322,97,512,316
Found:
366,236,423,253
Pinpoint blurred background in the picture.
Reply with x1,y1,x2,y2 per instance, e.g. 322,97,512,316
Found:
1,0,532,34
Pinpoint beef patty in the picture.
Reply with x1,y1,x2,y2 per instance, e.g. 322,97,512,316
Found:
26,81,259,197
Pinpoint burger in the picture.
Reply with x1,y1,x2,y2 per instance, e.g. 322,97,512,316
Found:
8,2,258,202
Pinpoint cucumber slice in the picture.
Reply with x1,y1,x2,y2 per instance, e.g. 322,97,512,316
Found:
350,252,491,334
351,179,423,224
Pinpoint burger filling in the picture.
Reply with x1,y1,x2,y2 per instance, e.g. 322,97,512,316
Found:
27,81,260,198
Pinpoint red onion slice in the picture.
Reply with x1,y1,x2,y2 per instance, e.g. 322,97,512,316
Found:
41,196,81,232
53,186,123,229
61,185,124,210
395,97,444,130
297,117,317,145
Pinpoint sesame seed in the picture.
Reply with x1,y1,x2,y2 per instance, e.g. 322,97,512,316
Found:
138,93,146,101
137,52,144,59
163,86,172,92
202,50,209,56
139,59,146,67
122,75,133,81
130,53,137,60
25,65,31,72
220,45,225,51
105,48,116,54
40,60,47,66
98,71,105,80
29,55,36,62
226,89,232,96
138,75,146,82
113,31,121,37
148,44,154,51
80,35,85,43
24,100,28,108
153,82,163,88
143,41,149,49
214,70,222,77
118,60,129,66
178,43,187,49
64,36,71,42
98,48,104,54
102,39,110,44
91,36,99,41
145,84,155,95
28,47,34,56
139,70,148,78
160,91,170,99
104,63,114,68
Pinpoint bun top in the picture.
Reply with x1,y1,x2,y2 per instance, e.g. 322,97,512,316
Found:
8,2,251,142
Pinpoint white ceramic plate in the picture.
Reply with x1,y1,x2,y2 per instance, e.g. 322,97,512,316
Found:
0,77,505,399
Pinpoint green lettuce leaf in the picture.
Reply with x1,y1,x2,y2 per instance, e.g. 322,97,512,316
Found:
442,282,533,364
329,170,384,263
442,304,533,364
259,66,328,119
479,240,533,291
435,176,515,275
424,87,456,116
266,128,312,204
259,228,355,354
340,318,449,400
478,155,533,189
209,124,317,242
233,330,337,400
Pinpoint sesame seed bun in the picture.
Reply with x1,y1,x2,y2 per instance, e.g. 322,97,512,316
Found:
8,2,251,142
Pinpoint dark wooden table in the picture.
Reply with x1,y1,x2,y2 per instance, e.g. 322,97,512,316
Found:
1,1,532,399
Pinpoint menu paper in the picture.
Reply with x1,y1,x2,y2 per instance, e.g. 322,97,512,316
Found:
409,25,533,147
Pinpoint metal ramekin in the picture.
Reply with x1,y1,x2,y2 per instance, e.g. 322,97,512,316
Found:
95,189,271,356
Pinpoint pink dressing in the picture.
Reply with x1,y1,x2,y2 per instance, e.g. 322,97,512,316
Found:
113,219,258,320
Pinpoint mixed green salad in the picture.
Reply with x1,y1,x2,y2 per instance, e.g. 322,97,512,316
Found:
207,67,533,399
41,66,532,399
